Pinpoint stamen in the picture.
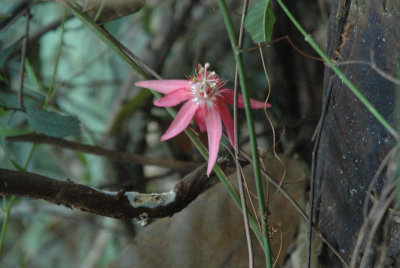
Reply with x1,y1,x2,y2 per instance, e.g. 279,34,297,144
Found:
188,63,227,105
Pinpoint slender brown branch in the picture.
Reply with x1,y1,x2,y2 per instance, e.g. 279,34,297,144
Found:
241,35,323,62
307,75,335,268
0,0,33,30
0,161,220,220
335,59,400,86
233,0,254,267
7,134,200,171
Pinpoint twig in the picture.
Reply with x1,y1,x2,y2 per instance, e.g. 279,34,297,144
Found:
0,0,33,30
240,150,308,220
335,58,400,86
258,44,287,203
351,155,398,267
241,35,323,62
317,233,350,267
7,134,200,171
359,190,396,268
271,224,283,267
233,0,253,267
0,161,221,220
362,146,398,219
17,9,31,111
307,75,335,267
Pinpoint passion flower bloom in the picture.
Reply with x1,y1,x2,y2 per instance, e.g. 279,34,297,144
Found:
136,63,271,175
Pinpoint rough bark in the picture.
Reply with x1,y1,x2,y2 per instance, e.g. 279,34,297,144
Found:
0,162,217,220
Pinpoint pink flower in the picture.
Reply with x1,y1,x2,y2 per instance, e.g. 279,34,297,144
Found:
136,63,271,175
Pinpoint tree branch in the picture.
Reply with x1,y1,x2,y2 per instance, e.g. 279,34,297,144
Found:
7,134,199,171
0,161,221,220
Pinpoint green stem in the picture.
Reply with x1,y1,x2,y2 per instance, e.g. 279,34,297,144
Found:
276,0,398,139
0,196,17,255
23,144,37,170
217,0,272,267
44,9,67,109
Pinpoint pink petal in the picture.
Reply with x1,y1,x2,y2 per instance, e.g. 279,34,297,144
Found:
135,80,189,94
194,104,207,132
222,89,271,109
154,89,192,107
216,101,235,146
206,106,222,175
161,100,198,141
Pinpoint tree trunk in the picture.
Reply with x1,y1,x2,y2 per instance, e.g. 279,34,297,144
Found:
315,0,400,266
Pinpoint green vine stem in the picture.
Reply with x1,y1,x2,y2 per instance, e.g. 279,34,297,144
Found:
44,8,67,109
0,144,36,256
276,0,398,139
60,0,267,252
0,196,17,256
217,0,273,267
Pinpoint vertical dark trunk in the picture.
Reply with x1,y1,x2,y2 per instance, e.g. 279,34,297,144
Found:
315,0,400,266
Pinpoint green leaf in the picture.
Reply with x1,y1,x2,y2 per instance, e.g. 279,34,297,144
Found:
25,108,81,138
244,0,276,44
0,37,24,68
0,91,42,110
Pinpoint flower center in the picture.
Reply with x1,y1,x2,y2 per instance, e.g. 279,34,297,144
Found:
189,63,225,105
